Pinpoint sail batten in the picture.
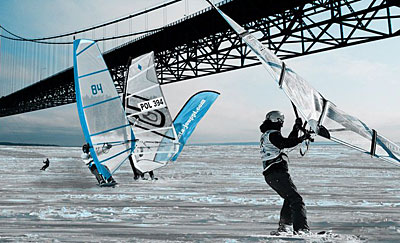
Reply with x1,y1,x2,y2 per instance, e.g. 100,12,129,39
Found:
134,126,176,135
82,96,120,109
127,109,164,117
78,68,108,79
127,65,155,81
99,149,132,164
76,41,96,56
126,84,159,98
89,124,131,137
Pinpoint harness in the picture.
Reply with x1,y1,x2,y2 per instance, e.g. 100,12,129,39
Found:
260,130,281,160
260,130,286,172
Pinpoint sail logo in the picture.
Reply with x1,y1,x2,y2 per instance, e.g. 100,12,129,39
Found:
177,99,206,139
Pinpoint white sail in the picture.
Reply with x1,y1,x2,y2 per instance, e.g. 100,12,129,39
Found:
124,52,179,172
209,2,400,165
73,39,134,179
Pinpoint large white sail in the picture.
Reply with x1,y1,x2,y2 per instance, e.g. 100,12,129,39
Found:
208,1,400,165
124,52,179,172
73,39,134,179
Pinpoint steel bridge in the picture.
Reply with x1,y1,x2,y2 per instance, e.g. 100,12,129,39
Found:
0,0,399,117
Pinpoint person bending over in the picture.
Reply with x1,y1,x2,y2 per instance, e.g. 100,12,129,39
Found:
81,143,116,185
40,158,50,171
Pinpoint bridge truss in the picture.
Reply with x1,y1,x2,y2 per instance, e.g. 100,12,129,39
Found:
0,0,399,117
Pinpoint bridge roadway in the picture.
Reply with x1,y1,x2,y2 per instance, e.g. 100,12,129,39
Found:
0,0,399,117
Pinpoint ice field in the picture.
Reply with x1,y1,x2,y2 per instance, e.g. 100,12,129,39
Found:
0,143,399,242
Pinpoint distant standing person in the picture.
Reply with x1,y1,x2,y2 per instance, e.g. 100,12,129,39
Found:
128,155,141,180
128,155,158,181
40,158,50,171
81,143,116,185
146,171,157,181
140,171,157,181
259,110,310,235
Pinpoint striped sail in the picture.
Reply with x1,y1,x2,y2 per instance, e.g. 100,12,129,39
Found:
209,2,400,165
124,52,179,172
73,39,134,179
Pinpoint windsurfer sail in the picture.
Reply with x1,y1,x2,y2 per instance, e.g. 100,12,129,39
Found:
124,52,220,172
73,39,135,181
207,1,400,165
123,52,179,173
171,90,220,161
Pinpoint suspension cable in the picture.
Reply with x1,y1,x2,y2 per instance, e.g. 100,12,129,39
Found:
0,0,182,42
0,26,165,45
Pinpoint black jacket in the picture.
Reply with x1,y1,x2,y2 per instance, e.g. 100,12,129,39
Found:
260,120,302,174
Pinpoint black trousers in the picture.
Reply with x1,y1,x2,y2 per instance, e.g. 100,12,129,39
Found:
128,156,141,179
264,170,309,232
41,164,49,171
89,164,104,183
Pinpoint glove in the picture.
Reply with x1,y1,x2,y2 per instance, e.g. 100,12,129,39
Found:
295,117,303,126
293,118,303,130
298,131,312,142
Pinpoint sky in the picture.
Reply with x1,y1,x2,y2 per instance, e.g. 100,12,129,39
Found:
0,0,399,146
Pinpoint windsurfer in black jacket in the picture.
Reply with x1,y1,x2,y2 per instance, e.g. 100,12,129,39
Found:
260,110,310,235
40,158,50,171
81,143,116,185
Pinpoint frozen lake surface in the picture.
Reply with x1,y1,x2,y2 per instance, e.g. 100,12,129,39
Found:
0,144,399,242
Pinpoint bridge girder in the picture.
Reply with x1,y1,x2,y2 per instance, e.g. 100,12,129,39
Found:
0,0,399,117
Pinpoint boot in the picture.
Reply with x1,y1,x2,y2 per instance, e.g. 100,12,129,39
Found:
149,171,158,180
107,177,116,184
294,228,311,235
270,224,293,236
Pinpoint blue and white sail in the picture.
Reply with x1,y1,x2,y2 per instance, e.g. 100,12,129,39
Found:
124,52,179,172
208,1,400,165
171,90,220,161
73,39,134,180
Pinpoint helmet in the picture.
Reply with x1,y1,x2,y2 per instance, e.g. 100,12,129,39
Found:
82,143,90,154
265,110,285,124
